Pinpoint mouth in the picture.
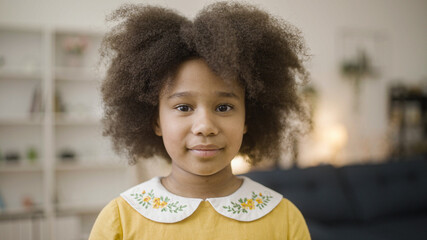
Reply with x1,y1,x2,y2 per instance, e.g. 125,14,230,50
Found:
188,144,223,158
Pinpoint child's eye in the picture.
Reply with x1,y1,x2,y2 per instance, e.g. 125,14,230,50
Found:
175,105,192,112
216,104,233,112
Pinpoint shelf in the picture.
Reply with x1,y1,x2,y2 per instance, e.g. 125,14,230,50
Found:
0,68,42,81
54,114,100,126
0,163,43,173
0,207,44,220
55,161,126,172
55,67,102,82
0,116,44,126
55,203,104,215
0,26,124,239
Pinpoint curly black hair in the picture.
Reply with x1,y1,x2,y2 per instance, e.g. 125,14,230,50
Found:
100,1,310,165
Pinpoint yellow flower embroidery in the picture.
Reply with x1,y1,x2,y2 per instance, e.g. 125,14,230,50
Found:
241,202,249,209
152,198,161,208
223,191,273,214
240,199,255,210
143,196,151,202
142,190,146,194
247,199,255,210
160,201,168,208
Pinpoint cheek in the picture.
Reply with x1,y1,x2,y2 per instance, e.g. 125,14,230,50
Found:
226,124,246,149
161,124,187,151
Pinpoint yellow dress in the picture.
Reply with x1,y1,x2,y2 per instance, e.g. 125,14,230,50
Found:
89,177,311,240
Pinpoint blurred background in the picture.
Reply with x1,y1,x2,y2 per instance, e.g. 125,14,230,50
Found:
0,0,426,239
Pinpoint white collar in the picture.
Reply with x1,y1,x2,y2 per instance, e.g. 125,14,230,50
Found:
120,176,282,223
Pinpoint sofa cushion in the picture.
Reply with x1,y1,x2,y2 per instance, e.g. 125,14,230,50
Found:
307,214,427,240
306,220,388,240
243,165,355,222
339,157,427,221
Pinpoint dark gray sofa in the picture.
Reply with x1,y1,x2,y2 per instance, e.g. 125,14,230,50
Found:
243,155,427,240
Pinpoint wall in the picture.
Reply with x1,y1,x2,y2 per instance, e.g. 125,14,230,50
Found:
1,0,426,165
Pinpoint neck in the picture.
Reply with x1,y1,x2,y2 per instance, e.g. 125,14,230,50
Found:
161,164,243,200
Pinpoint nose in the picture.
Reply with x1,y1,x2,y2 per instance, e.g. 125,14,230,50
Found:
191,109,219,136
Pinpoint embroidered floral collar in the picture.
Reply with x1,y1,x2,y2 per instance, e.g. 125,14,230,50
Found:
120,176,282,223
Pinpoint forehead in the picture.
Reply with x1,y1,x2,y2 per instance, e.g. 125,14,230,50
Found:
161,58,244,97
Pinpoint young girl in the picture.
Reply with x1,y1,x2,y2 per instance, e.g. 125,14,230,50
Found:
90,2,311,239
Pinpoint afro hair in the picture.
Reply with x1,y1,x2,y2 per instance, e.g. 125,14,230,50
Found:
100,1,310,165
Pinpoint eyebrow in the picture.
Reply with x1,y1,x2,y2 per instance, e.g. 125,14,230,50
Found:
167,91,240,100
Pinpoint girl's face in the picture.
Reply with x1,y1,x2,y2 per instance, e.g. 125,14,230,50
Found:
155,58,247,177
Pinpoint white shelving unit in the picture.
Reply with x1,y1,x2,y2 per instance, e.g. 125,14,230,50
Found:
0,25,131,240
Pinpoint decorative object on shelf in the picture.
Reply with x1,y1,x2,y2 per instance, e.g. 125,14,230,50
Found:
26,147,38,163
55,89,66,113
29,84,43,117
0,191,5,211
59,149,76,162
337,29,387,111
388,83,427,158
4,151,20,163
62,35,89,67
340,48,377,112
341,48,375,79
22,196,34,210
0,55,5,69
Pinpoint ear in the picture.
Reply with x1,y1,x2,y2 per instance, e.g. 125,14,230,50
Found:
243,124,247,134
153,117,162,136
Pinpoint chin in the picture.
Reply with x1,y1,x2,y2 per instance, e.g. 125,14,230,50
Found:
192,170,219,177
191,166,229,177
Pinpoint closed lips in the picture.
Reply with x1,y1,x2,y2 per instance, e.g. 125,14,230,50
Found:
188,145,223,157
188,144,222,151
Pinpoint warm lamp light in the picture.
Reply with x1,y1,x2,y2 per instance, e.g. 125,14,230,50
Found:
327,124,348,149
231,156,251,175
323,124,348,165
